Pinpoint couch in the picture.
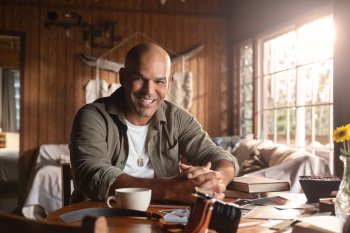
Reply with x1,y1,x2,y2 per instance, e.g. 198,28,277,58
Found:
213,136,331,193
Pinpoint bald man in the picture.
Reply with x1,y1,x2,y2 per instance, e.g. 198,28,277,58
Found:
69,43,239,204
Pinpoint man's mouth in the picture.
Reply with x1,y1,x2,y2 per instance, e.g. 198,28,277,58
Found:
138,97,157,105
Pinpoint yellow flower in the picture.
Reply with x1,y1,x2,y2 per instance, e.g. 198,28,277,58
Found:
333,125,350,143
333,123,350,157
345,124,350,141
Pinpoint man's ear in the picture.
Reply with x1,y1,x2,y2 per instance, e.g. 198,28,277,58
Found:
119,68,126,86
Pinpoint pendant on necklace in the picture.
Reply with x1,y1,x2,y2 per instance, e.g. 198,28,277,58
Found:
137,157,144,167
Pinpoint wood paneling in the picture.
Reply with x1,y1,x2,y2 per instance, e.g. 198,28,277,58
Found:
0,37,20,68
0,48,19,68
0,0,230,202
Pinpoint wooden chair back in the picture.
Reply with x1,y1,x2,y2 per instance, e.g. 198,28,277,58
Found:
0,211,108,233
61,162,73,207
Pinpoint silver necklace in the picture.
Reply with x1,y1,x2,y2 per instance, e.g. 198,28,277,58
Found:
127,131,145,167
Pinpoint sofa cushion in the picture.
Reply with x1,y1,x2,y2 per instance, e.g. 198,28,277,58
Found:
257,142,313,167
233,139,320,176
233,139,266,167
232,139,265,176
237,153,267,176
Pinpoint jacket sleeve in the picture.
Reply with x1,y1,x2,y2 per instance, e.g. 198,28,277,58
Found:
177,110,240,176
69,105,122,200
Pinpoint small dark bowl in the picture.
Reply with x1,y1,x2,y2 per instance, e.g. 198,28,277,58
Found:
299,175,341,203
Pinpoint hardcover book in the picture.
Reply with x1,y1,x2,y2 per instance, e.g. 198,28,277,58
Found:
291,216,343,233
227,176,290,193
224,189,268,199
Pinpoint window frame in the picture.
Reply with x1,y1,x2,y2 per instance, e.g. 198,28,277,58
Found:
234,7,334,169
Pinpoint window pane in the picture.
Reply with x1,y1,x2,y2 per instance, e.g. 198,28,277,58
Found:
240,44,253,66
243,102,253,119
241,43,253,83
275,73,288,107
298,66,313,105
304,106,313,145
275,70,296,107
239,41,254,136
297,15,334,65
297,61,333,105
315,62,332,104
289,71,296,106
242,67,253,83
243,120,253,135
315,105,331,145
265,71,296,109
263,31,296,75
243,83,253,102
265,110,274,140
290,108,296,145
264,75,274,109
276,109,287,144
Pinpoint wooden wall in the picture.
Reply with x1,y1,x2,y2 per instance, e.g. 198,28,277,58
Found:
0,0,230,201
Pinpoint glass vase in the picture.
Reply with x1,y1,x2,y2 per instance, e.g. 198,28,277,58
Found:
335,155,350,221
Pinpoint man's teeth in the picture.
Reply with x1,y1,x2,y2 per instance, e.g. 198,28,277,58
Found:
140,98,154,104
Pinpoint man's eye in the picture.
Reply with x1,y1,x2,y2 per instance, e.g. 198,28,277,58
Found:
132,76,142,81
156,80,166,85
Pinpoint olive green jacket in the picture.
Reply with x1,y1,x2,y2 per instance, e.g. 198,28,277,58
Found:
69,87,239,201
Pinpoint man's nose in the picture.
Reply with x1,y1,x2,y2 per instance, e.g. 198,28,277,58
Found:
142,80,155,94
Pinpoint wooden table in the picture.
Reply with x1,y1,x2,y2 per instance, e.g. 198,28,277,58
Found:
46,201,266,233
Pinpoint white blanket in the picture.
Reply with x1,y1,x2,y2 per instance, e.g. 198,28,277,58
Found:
247,155,331,193
22,144,69,219
235,139,332,193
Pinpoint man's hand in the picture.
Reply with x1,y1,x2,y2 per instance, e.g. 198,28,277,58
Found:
110,160,234,204
179,162,227,200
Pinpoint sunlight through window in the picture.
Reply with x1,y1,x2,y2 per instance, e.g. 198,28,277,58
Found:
256,14,334,162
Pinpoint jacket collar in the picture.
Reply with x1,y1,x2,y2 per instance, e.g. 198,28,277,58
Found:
106,87,167,126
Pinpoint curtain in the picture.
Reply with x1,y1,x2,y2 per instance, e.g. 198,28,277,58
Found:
1,68,17,131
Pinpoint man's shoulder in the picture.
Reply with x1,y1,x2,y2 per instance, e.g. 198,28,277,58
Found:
81,87,123,111
80,99,108,111
162,100,189,114
76,97,113,120
160,100,195,126
80,91,121,113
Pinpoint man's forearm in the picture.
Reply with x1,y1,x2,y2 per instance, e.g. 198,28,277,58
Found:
108,173,195,203
109,174,169,199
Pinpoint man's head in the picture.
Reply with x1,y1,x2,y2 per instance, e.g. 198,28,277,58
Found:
120,43,171,126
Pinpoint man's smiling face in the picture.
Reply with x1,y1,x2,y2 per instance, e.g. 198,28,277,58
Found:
121,44,171,126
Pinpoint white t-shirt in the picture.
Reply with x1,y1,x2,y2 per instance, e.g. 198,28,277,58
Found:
123,119,155,178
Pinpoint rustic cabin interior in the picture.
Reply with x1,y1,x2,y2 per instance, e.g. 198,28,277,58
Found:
0,0,350,227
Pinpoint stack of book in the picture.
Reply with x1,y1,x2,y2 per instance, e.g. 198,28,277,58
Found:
225,176,290,199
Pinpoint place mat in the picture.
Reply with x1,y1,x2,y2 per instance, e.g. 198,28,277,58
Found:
59,207,162,223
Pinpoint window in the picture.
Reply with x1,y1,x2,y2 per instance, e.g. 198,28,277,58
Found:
239,42,254,136
238,14,334,163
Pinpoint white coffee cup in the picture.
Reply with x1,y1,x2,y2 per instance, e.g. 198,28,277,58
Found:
106,188,152,211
